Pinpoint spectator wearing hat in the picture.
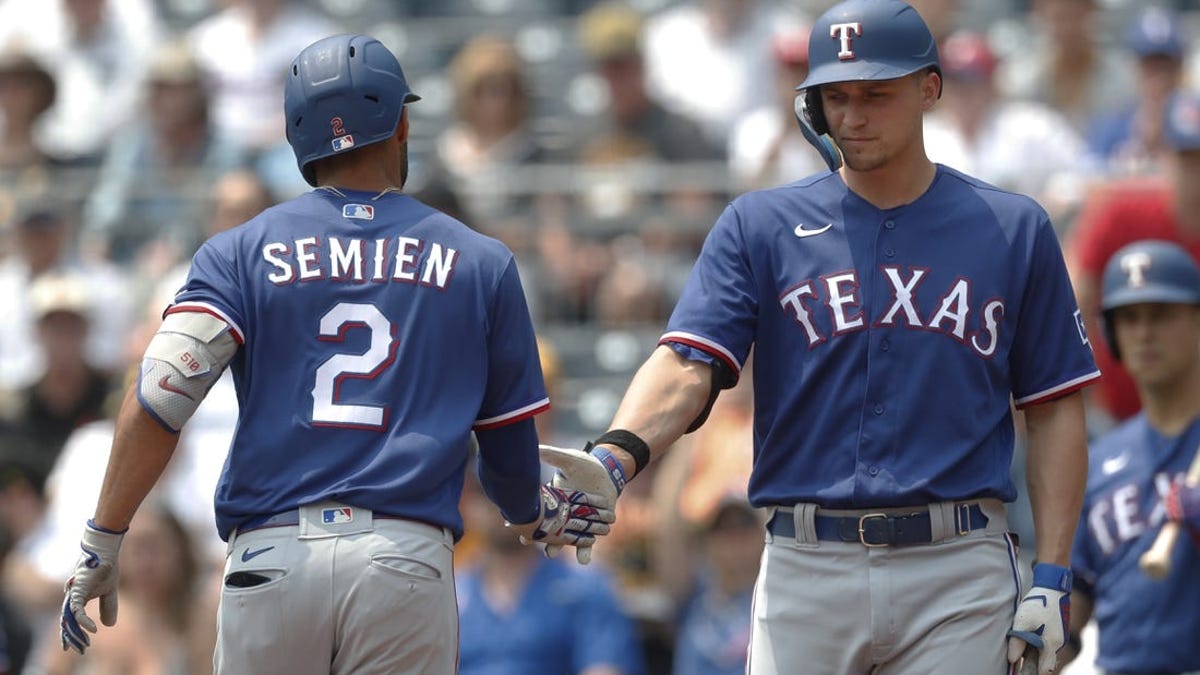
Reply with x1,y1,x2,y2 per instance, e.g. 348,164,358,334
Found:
0,47,59,176
727,27,825,191
1088,6,1189,176
924,30,1094,224
576,1,719,165
81,39,247,267
1067,89,1200,423
0,273,114,495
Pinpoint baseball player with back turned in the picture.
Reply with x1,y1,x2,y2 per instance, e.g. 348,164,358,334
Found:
547,1,1099,673
1061,240,1200,675
57,34,619,674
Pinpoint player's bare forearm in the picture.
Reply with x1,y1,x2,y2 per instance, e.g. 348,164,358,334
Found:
91,385,181,532
1023,391,1088,566
601,345,713,477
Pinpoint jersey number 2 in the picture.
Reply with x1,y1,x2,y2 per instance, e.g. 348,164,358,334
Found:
311,302,398,430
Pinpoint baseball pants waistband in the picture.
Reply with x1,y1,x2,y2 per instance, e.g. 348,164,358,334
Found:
766,499,1007,547
233,500,449,543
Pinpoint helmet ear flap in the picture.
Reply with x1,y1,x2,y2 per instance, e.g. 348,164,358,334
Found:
804,87,829,135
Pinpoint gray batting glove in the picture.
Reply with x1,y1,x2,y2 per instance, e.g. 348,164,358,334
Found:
541,444,626,564
1007,563,1073,675
61,520,125,654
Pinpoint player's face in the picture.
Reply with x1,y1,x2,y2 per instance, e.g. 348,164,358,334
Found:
820,72,937,172
1112,302,1200,384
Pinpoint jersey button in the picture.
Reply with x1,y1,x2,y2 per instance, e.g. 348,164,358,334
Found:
884,220,895,230
884,246,896,258
868,465,880,476
880,339,890,352
873,403,884,415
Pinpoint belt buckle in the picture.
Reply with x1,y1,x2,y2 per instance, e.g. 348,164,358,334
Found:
956,503,972,536
858,512,889,547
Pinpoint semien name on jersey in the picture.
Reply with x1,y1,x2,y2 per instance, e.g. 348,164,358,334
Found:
261,235,459,288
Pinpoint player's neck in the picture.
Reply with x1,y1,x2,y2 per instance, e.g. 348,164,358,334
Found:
1140,365,1200,436
839,156,937,210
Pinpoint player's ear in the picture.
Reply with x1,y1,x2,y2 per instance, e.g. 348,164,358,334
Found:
919,69,940,110
395,108,410,144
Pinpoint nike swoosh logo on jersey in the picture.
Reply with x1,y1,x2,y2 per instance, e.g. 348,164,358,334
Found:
241,546,275,563
158,376,195,401
794,223,834,238
1101,453,1129,475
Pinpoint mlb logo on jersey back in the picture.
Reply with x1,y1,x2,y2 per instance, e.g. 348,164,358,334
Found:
322,507,353,524
343,204,374,220
332,135,355,152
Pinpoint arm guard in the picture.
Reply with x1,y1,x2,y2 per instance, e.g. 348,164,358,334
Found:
137,311,238,432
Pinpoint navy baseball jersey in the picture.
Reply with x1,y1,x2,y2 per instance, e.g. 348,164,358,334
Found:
1072,414,1200,672
663,165,1099,508
167,188,548,540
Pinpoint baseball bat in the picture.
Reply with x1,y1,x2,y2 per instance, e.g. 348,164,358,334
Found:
1138,446,1200,579
1016,645,1038,675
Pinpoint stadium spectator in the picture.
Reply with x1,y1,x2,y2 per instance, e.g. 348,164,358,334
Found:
0,48,61,177
188,0,339,155
924,30,1094,223
642,0,804,146
456,464,644,675
0,0,163,161
1087,6,1188,177
82,40,246,267
999,0,1135,136
576,1,719,164
1067,89,1200,423
727,27,824,191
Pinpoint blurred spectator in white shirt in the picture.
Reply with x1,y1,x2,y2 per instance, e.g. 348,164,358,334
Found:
926,30,1095,225
642,0,804,146
998,0,1135,136
727,27,825,191
0,0,163,161
188,0,339,155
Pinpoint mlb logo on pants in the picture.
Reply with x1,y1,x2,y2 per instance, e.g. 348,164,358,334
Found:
322,507,353,524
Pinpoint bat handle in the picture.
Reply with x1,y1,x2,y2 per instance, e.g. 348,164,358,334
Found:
1139,521,1180,580
1016,644,1039,675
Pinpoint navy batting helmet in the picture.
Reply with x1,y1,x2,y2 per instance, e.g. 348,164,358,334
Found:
285,34,420,187
1101,239,1200,359
796,0,940,135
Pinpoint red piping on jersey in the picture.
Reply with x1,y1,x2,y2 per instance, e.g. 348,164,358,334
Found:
658,336,741,376
473,401,551,431
1013,371,1101,410
164,304,245,344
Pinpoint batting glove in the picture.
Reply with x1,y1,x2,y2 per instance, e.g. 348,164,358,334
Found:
510,484,615,554
1165,481,1200,532
540,444,627,564
61,520,126,654
1007,563,1072,675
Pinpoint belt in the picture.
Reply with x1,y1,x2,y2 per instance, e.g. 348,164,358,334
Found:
237,509,409,535
767,503,988,547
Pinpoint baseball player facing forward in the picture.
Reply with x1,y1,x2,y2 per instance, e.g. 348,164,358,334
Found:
57,34,617,674
552,2,1099,673
1063,240,1200,674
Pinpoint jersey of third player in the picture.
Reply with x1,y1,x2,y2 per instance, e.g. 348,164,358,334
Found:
662,165,1099,508
1072,414,1200,673
168,188,547,540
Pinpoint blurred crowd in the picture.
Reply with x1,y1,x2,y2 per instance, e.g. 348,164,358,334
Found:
0,0,1195,672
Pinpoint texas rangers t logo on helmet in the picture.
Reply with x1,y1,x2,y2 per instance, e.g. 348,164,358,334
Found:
831,22,862,60
1121,252,1152,287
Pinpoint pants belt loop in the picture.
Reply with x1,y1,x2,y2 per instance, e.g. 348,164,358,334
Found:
764,506,778,545
928,501,956,542
792,503,819,548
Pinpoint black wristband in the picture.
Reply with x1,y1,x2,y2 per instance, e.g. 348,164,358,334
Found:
594,429,651,476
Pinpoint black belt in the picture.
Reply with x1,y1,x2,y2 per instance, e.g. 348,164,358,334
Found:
767,503,988,547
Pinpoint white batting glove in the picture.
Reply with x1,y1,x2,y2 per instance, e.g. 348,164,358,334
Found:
1007,563,1073,675
508,484,615,554
541,444,626,564
61,520,126,654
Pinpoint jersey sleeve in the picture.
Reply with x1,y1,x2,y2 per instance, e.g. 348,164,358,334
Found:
1010,218,1101,408
660,203,757,379
167,237,247,343
473,258,549,431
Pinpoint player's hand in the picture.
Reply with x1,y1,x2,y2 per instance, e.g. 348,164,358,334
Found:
1165,481,1200,531
507,484,615,560
61,520,126,654
540,444,627,564
1007,563,1072,675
